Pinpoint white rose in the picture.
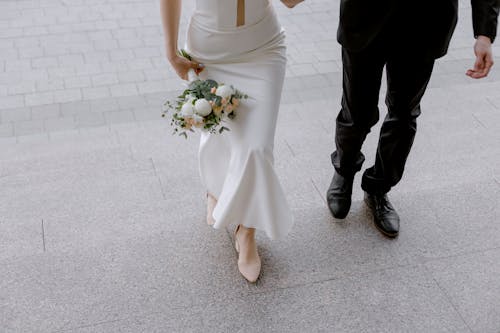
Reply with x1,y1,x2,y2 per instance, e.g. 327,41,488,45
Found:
192,114,204,124
180,102,194,117
194,98,212,116
215,85,234,99
185,94,196,102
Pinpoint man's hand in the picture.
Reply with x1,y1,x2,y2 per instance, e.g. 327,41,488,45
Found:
466,35,494,79
280,0,304,8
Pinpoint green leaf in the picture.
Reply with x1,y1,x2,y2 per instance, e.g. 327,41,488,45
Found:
178,49,192,61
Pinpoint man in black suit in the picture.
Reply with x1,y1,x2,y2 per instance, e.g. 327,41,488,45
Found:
327,0,500,237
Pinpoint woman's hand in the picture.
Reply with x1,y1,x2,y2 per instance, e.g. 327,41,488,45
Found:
168,54,205,81
161,0,204,80
280,0,304,8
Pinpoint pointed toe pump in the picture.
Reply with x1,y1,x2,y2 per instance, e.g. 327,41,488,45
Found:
234,225,261,283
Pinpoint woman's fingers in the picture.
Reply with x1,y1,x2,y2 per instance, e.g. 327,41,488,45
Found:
170,55,205,80
190,61,205,75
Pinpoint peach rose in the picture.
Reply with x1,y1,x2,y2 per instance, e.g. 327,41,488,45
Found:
213,105,223,117
184,118,194,129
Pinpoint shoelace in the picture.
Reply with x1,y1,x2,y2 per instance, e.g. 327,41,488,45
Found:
374,195,391,212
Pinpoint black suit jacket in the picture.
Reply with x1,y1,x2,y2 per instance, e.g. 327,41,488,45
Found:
337,0,500,59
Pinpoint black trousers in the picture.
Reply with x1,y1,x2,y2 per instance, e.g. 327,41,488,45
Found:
331,33,435,194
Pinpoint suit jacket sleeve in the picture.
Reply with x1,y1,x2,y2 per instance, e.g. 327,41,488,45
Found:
471,0,500,42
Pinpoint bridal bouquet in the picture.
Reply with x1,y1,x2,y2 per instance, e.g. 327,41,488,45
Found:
163,67,248,138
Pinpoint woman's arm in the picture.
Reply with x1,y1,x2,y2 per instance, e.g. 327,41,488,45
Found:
160,0,181,60
160,0,203,80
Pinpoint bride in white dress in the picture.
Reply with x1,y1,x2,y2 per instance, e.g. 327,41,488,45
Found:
161,0,303,282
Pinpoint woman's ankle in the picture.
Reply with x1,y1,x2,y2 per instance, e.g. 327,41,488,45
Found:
237,225,255,237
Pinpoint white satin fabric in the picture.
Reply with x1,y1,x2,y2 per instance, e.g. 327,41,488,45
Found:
186,0,293,240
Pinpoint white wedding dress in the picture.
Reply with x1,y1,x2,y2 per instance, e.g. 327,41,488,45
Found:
186,0,293,240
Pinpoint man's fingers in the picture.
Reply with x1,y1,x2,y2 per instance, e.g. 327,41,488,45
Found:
467,53,488,78
484,54,494,74
482,62,493,77
466,37,494,79
467,67,487,78
467,69,487,79
474,53,493,77
473,54,485,71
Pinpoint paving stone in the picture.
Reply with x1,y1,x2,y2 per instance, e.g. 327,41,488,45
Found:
0,220,242,332
25,91,54,106
60,100,91,116
0,123,14,137
7,80,37,95
92,73,119,87
249,204,413,289
391,181,500,262
109,83,138,97
0,218,44,261
0,95,25,110
132,106,162,121
115,95,147,110
44,116,77,132
30,103,61,119
64,76,92,89
14,119,44,136
81,86,110,100
104,110,135,124
75,111,106,128
1,107,31,122
243,266,470,333
425,248,500,333
58,309,204,333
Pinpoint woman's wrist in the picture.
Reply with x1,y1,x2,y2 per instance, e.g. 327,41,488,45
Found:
167,53,178,62
166,47,179,61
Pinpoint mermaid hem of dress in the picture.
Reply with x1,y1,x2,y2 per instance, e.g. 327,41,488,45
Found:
208,149,294,240
210,215,294,241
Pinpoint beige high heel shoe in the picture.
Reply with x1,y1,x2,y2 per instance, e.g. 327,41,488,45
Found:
206,193,217,226
234,225,261,283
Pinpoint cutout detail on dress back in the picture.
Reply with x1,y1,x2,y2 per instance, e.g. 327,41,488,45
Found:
237,0,245,26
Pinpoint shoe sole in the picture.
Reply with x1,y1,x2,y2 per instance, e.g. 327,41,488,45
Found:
327,205,349,219
326,194,350,219
373,222,399,238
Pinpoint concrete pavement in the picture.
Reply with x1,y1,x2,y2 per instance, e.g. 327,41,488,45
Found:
1,0,500,332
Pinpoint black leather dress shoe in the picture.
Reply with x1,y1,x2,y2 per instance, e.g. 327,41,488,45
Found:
326,172,354,219
364,192,400,238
